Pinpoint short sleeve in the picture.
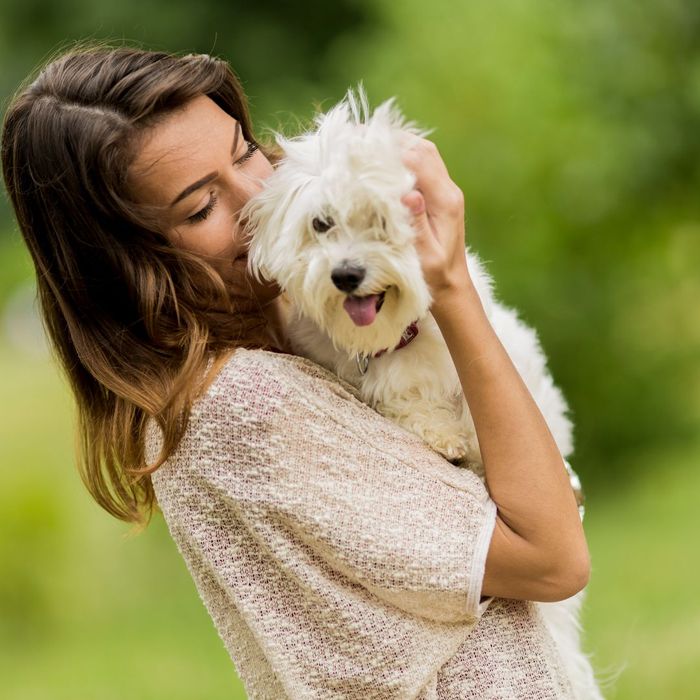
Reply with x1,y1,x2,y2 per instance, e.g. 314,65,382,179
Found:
208,352,498,624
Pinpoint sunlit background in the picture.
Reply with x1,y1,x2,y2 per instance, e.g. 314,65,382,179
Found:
1,1,698,698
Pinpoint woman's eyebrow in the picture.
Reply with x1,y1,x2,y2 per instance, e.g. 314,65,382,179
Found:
169,122,242,207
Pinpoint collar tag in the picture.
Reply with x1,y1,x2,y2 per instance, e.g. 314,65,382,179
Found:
356,353,370,375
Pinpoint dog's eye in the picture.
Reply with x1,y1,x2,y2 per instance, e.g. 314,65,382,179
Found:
312,216,334,233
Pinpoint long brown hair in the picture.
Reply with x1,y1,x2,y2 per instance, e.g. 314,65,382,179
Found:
1,44,282,527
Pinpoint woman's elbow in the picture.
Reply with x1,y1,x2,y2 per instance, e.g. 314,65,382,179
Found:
483,518,591,602
566,547,592,596
539,548,591,602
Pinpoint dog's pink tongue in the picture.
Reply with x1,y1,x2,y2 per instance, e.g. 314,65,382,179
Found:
343,294,379,326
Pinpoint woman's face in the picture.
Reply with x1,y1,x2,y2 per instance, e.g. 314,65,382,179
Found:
129,94,277,301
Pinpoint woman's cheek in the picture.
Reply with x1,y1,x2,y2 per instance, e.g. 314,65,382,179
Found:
201,206,237,259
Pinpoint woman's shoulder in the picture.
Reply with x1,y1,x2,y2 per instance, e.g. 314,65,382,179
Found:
200,347,364,414
144,347,368,465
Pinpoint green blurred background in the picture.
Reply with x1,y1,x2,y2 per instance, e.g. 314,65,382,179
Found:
1,0,698,697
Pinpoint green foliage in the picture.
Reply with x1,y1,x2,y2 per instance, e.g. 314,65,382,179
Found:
0,235,32,301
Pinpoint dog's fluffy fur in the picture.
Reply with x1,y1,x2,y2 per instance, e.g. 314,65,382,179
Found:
241,86,603,699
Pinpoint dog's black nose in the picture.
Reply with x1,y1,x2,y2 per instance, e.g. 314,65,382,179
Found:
331,263,366,293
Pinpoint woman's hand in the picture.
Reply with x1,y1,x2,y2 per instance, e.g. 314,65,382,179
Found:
399,133,472,307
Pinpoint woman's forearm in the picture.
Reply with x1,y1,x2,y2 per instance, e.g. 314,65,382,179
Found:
433,279,590,600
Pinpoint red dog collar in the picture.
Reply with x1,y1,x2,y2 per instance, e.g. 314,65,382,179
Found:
356,321,420,375
373,321,420,357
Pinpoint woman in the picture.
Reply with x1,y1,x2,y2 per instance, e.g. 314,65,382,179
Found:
2,46,590,698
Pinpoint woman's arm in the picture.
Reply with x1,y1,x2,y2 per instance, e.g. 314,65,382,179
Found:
400,137,590,603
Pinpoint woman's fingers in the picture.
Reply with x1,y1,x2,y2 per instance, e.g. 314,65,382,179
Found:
400,132,450,189
400,187,453,302
399,135,464,240
401,190,438,256
398,132,471,302
401,189,425,216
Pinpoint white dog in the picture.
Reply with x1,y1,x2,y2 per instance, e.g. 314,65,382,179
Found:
241,86,603,699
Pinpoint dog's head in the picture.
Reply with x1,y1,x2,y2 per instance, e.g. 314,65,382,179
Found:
241,84,434,357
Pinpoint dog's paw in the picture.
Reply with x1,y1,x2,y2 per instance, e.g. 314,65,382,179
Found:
436,440,471,463
416,425,481,465
374,400,482,465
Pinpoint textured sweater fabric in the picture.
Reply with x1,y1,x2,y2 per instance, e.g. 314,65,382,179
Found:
146,348,575,699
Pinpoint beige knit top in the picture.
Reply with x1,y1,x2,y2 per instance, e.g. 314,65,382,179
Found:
145,348,575,699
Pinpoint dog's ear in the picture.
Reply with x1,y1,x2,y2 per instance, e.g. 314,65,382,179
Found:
240,188,278,284
240,174,313,286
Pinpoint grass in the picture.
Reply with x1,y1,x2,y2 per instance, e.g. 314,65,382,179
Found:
0,341,697,699
581,437,700,698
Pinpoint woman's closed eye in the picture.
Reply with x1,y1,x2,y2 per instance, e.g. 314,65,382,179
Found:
187,191,219,224
236,140,258,166
185,141,259,225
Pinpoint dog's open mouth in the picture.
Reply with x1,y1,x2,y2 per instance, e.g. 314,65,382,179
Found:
343,290,386,327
